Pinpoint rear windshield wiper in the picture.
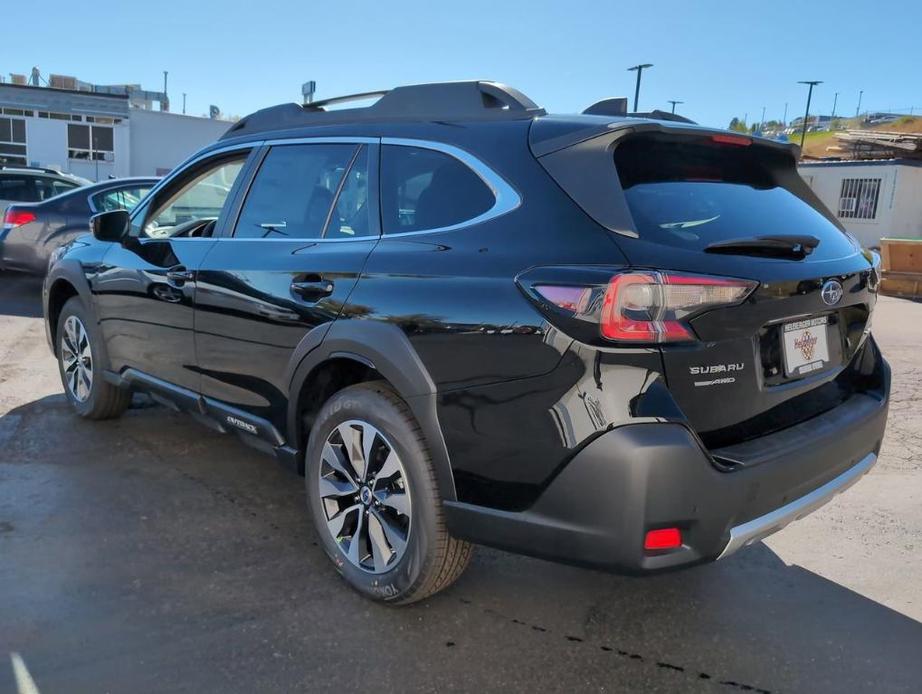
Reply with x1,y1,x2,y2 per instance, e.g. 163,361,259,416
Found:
704,235,820,259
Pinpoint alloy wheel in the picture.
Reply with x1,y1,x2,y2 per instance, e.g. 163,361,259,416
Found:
61,315,93,403
318,420,412,574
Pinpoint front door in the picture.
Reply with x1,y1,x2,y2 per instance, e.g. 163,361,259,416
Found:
93,150,253,392
194,140,380,429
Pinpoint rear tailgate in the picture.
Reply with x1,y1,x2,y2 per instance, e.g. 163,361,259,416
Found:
533,120,881,447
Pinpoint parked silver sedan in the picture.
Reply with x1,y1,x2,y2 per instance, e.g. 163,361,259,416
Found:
1,176,156,275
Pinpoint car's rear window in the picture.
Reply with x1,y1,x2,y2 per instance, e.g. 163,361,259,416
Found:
614,136,857,257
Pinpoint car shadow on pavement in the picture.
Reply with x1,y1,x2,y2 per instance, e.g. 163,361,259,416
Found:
1,393,920,694
0,272,44,318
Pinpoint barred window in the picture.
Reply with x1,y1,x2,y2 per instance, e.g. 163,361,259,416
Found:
838,178,881,220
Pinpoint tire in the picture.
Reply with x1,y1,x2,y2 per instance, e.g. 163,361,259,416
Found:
56,297,131,420
305,382,472,604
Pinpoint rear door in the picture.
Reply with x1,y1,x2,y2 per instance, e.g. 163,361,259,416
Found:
194,139,379,428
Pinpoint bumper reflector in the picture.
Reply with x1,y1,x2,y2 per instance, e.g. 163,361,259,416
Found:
644,527,682,551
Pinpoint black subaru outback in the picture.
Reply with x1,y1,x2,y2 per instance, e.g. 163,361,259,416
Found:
43,81,889,604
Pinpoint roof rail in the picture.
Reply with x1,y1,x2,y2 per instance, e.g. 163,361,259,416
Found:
221,80,546,140
305,90,390,110
0,164,70,175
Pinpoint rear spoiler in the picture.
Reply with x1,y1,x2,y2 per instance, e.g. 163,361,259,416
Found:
530,117,799,159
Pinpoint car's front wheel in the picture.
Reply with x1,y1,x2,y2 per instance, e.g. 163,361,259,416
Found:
305,382,472,604
56,297,131,419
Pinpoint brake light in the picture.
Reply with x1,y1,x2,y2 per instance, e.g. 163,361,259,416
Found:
3,209,36,228
711,133,752,147
644,527,682,551
601,271,756,343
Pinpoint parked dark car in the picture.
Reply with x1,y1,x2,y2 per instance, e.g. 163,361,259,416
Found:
1,176,156,274
42,81,889,604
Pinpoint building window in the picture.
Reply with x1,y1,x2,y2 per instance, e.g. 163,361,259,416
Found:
38,111,82,121
67,123,114,161
1,108,34,117
0,117,27,166
838,178,881,220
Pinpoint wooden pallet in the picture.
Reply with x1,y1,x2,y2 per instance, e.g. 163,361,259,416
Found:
880,238,922,298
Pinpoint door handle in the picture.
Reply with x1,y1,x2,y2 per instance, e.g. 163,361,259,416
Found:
166,267,194,285
290,278,334,301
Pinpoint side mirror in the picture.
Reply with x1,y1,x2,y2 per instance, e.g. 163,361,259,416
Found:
90,209,130,243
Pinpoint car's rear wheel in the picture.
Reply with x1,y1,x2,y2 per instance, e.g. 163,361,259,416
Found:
305,382,472,604
56,297,131,419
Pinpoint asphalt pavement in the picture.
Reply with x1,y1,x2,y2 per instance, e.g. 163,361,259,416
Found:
1,272,920,693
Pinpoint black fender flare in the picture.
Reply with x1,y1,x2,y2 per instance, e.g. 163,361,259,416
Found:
43,259,98,350
286,320,457,502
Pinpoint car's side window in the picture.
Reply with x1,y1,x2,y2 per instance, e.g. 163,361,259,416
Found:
0,175,37,202
233,143,356,239
380,145,495,234
35,177,79,201
142,155,247,239
93,186,152,213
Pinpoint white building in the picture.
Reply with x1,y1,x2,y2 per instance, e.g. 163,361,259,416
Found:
799,159,922,249
0,82,231,181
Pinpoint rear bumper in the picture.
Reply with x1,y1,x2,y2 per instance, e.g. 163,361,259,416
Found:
444,357,889,573
0,229,45,275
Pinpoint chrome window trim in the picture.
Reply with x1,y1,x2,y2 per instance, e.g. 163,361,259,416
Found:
380,137,520,237
262,136,379,146
136,136,520,244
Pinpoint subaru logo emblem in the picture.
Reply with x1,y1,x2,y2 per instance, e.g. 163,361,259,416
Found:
821,279,843,306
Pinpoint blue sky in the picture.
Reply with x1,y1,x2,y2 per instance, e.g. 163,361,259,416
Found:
3,0,919,127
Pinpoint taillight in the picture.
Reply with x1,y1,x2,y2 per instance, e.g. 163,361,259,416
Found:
711,133,752,147
3,209,37,228
600,271,756,343
644,527,682,551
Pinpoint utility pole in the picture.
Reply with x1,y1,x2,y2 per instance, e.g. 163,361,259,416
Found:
760,106,766,130
831,91,839,120
627,64,653,112
182,93,187,115
798,80,822,150
667,100,683,114
162,70,169,112
856,90,864,118
783,102,788,127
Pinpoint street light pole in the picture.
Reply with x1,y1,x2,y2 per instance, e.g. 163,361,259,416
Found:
856,90,864,118
627,63,653,112
783,102,788,126
831,91,839,120
667,99,683,114
798,80,822,150
760,105,766,130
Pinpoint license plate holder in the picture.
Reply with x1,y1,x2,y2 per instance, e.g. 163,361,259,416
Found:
782,315,831,376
